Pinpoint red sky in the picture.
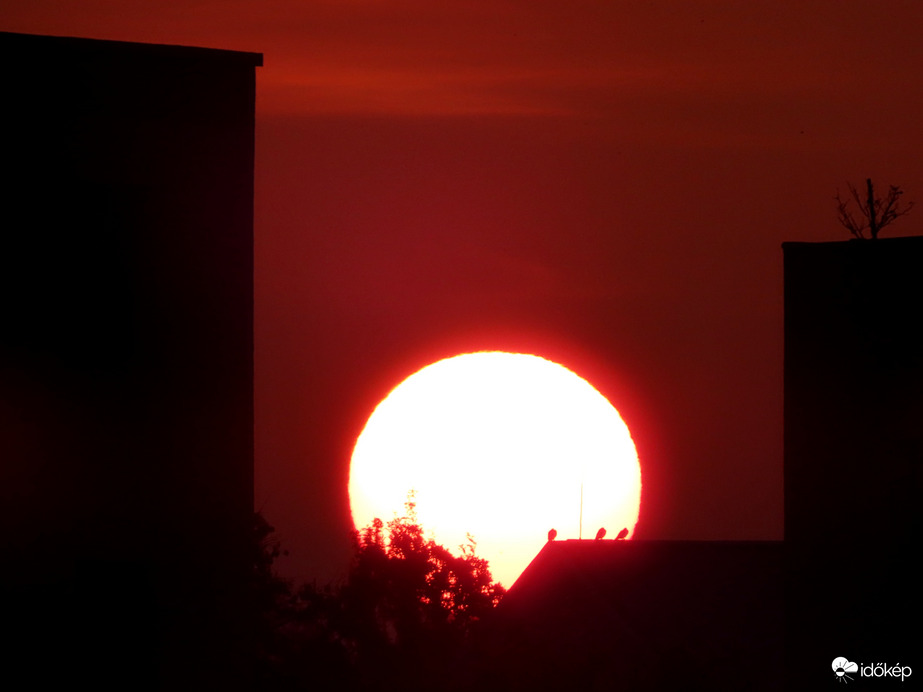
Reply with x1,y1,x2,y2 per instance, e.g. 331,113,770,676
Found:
4,1,922,583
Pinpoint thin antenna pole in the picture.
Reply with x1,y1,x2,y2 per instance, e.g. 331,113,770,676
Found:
579,481,583,540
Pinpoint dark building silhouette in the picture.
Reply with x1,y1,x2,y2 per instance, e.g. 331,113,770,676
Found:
486,236,920,689
783,237,922,685
486,540,783,691
1,32,261,688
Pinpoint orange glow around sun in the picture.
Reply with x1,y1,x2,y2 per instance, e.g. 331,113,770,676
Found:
348,351,641,587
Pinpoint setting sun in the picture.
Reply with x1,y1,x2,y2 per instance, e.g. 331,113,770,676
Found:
349,352,641,587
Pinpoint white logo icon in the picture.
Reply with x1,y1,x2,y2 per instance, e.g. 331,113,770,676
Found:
833,657,858,683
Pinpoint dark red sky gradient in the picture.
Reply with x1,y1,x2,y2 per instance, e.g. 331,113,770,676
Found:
4,1,922,583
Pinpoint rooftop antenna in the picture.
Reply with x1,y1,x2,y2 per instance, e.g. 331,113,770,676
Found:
579,480,583,539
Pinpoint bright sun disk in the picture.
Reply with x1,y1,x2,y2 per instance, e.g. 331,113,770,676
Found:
348,351,641,587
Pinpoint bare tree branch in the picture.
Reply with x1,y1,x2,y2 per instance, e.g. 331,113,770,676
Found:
835,178,913,239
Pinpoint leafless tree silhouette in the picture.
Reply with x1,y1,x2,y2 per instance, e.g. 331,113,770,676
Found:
835,178,913,240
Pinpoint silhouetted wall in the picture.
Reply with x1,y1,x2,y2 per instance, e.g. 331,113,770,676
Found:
487,540,783,692
0,32,260,689
784,237,922,685
444,237,921,689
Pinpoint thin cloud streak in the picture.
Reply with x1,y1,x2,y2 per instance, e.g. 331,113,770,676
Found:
8,1,921,122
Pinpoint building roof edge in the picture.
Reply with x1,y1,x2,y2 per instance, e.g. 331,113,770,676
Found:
0,31,263,67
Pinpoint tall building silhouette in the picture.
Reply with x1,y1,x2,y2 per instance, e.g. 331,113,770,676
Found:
1,32,261,688
783,236,922,684
486,236,921,688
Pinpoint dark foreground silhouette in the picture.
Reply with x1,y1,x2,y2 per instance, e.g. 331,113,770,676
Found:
253,502,505,691
1,31,261,689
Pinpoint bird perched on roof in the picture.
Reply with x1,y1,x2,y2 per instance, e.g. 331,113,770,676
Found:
595,527,606,540
547,528,557,542
616,527,629,540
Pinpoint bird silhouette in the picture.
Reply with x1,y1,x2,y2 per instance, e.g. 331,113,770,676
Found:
547,528,557,542
595,527,606,540
616,527,629,540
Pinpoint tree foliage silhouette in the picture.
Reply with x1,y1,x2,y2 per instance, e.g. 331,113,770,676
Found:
250,499,505,691
835,178,914,240
250,513,352,690
341,497,504,650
